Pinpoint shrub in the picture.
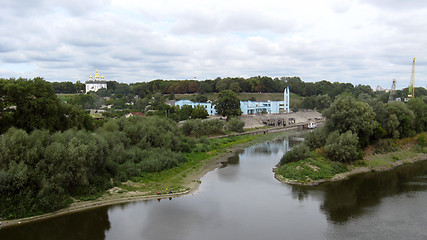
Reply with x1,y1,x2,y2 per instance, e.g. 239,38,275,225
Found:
416,133,427,147
324,130,363,163
280,144,310,164
305,127,328,150
226,117,245,133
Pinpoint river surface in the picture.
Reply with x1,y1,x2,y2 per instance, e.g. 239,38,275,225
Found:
1,135,427,240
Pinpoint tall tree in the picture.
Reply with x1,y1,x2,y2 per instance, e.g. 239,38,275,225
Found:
214,90,242,119
323,94,377,147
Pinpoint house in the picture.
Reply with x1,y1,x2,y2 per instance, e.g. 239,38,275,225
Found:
125,112,144,118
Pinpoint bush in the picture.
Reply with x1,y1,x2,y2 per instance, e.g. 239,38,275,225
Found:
416,133,427,147
280,144,310,164
324,130,363,162
182,119,224,137
305,127,327,150
226,117,245,133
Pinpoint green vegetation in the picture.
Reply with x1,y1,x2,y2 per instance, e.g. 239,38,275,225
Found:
214,90,242,118
277,153,348,183
277,92,427,184
0,117,257,220
182,119,225,137
0,78,94,134
225,117,245,133
2,76,426,218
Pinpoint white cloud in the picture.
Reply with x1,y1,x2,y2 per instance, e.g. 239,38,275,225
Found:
0,0,426,89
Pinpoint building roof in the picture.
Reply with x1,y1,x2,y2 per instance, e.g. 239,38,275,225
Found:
86,80,107,84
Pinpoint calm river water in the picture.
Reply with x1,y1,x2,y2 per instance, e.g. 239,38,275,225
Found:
1,135,427,240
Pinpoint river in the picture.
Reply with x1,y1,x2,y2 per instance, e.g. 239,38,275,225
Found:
1,135,426,240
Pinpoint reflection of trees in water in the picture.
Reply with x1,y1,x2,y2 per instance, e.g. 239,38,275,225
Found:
320,161,427,223
0,207,111,240
243,137,291,156
290,186,311,201
221,153,240,168
289,161,427,223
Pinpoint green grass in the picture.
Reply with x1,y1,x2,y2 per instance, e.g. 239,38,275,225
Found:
277,153,348,183
277,137,427,184
363,148,419,169
56,93,76,103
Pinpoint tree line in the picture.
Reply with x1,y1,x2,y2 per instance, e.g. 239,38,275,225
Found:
0,78,94,134
52,76,386,99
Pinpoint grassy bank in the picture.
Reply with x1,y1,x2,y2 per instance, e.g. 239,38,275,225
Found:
276,135,427,185
115,132,290,196
276,151,348,184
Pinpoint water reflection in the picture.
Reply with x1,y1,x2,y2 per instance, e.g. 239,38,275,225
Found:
0,207,111,240
220,153,240,168
298,161,427,223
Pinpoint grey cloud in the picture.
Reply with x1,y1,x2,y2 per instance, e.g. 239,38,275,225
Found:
360,0,427,10
170,10,294,35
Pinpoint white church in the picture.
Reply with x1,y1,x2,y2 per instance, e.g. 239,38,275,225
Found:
85,70,107,93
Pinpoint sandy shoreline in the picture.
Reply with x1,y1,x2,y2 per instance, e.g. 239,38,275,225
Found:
1,130,293,228
275,153,427,186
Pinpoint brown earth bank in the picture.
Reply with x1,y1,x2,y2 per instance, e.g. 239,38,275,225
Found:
1,126,300,228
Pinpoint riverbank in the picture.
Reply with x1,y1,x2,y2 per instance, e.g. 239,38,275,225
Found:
275,148,427,186
1,129,296,228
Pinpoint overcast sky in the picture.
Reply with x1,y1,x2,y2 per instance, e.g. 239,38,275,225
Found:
1,0,426,89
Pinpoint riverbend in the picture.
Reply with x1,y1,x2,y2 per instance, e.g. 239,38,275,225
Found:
1,135,426,240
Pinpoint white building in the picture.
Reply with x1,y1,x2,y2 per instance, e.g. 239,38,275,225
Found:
85,70,107,93
240,87,290,114
175,87,291,115
175,100,217,115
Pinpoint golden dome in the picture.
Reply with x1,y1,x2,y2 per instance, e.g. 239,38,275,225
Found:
89,75,93,80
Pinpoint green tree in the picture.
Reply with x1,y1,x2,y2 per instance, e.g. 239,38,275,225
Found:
178,105,193,121
70,93,96,109
324,130,363,163
407,98,427,133
0,78,94,133
226,117,245,132
385,101,415,138
191,105,209,119
323,94,377,147
305,127,328,150
280,144,310,164
214,90,242,119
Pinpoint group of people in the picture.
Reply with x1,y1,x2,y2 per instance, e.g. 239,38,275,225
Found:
157,188,173,195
